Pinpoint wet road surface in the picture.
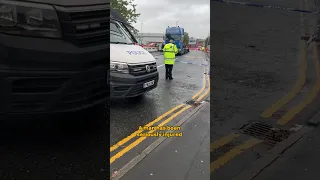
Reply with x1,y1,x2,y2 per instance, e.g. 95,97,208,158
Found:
110,50,206,145
211,0,320,179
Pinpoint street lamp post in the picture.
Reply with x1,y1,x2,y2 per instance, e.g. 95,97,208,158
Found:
140,22,143,44
176,21,179,27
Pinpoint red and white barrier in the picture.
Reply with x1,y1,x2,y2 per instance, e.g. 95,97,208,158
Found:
142,46,158,52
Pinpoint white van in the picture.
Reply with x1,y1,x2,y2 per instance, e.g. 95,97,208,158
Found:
110,10,159,98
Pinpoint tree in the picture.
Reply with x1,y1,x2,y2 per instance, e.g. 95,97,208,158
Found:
111,0,140,35
183,32,190,46
111,0,140,24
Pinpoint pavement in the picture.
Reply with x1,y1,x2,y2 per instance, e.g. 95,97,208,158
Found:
116,102,210,180
252,123,320,180
211,0,320,179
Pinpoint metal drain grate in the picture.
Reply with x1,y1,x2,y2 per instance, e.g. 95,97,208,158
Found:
185,99,202,107
185,99,197,105
241,122,291,144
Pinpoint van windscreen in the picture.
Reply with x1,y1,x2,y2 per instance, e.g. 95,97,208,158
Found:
110,21,133,44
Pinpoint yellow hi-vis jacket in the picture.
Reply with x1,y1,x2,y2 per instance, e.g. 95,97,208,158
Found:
162,43,178,65
202,46,205,51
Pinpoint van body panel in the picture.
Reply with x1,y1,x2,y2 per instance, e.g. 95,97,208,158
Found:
110,71,159,98
109,16,159,98
110,44,156,64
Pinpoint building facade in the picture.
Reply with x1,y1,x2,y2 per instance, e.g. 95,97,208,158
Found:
196,39,205,47
135,33,164,46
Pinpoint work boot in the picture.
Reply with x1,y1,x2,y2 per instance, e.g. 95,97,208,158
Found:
169,77,173,80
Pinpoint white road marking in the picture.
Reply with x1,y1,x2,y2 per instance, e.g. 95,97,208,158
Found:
157,58,178,68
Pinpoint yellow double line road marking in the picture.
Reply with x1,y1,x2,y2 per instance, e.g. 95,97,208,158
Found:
192,74,207,100
211,1,312,174
198,74,210,101
275,0,320,125
277,45,320,125
110,105,192,164
210,133,262,173
210,134,261,173
210,133,240,152
210,42,310,174
210,42,309,172
110,104,185,152
210,138,262,173
261,1,309,119
193,73,210,101
261,40,308,118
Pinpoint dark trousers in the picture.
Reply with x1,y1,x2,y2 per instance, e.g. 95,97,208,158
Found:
165,64,173,79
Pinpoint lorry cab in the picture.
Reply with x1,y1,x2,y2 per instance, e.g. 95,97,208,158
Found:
110,9,159,98
165,26,185,55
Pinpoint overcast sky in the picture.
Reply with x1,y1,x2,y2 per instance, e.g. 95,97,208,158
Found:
132,0,210,39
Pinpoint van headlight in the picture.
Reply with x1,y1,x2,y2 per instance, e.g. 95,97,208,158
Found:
110,62,129,73
0,0,61,38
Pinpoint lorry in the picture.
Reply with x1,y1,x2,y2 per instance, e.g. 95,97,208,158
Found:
110,9,159,98
196,39,205,49
0,0,109,120
164,26,188,55
188,37,197,48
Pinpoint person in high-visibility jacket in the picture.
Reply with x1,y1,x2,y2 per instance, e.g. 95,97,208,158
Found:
201,46,205,51
162,38,178,80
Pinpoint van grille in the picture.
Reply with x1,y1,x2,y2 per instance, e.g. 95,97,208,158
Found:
10,77,67,112
128,63,157,76
7,66,108,113
57,7,109,47
58,69,108,110
127,81,157,96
